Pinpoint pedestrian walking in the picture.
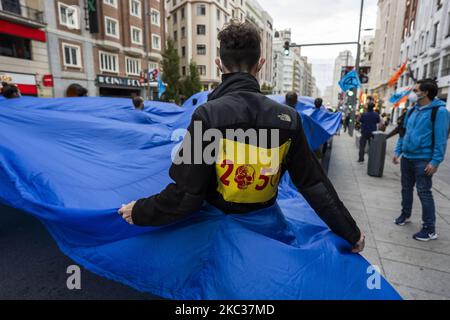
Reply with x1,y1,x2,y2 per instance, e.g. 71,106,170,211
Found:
358,102,380,163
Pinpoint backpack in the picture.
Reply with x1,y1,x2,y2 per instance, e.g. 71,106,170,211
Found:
405,106,450,148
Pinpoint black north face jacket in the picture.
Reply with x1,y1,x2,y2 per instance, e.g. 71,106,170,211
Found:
132,72,361,245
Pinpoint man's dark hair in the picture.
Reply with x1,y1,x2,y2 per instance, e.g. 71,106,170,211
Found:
2,84,20,99
132,96,145,110
66,83,88,97
417,78,439,100
192,98,198,106
218,20,261,72
367,102,375,112
285,92,298,108
314,98,323,109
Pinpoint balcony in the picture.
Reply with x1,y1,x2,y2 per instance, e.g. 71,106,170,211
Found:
0,0,45,28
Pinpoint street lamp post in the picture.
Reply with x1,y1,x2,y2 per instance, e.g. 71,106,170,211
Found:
348,0,365,137
285,0,367,136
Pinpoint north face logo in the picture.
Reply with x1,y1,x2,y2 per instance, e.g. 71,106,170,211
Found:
278,114,292,122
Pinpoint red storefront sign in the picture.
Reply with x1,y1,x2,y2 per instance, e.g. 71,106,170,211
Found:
0,19,46,42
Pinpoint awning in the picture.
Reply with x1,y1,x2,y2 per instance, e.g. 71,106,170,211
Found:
0,19,46,42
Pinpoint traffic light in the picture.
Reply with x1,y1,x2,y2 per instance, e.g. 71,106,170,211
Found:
283,41,290,56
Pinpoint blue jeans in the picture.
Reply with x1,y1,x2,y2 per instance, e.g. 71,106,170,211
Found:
401,157,436,230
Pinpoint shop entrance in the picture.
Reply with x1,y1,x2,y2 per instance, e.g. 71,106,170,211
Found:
99,87,141,98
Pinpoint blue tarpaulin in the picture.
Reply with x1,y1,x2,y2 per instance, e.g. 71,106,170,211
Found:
184,93,342,151
0,95,401,300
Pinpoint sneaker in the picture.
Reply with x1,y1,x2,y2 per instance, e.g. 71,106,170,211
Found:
394,215,411,226
413,228,438,242
357,160,364,164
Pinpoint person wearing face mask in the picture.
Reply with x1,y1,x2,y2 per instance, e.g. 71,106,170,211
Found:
393,79,450,242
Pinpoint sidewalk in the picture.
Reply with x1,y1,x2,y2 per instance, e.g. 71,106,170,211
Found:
328,131,450,300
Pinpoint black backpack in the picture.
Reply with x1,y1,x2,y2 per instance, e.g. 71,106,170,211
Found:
404,106,450,148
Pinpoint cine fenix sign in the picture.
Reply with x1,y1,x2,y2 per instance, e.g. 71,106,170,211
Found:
96,75,142,88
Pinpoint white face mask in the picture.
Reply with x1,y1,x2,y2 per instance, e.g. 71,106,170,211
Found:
408,92,418,104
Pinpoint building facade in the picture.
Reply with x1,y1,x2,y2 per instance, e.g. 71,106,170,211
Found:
399,0,450,110
368,0,407,112
166,0,272,91
45,0,165,98
245,0,273,87
0,0,52,97
167,0,239,91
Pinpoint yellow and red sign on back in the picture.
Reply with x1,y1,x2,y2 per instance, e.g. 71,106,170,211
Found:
215,138,291,204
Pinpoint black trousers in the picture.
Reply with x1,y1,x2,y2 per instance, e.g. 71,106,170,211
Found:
359,133,373,162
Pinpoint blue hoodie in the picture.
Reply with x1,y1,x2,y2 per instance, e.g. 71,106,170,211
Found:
395,99,450,167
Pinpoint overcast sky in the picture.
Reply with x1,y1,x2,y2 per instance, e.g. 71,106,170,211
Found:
258,0,378,93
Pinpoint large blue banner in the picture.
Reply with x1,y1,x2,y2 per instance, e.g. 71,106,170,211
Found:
0,95,401,300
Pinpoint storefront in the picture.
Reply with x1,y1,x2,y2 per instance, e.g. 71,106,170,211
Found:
0,15,51,97
96,75,159,99
0,71,38,96
96,75,142,98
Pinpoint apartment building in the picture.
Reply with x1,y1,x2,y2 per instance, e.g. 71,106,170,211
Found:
0,0,52,97
368,0,407,112
245,0,273,87
399,0,450,110
166,0,272,91
45,0,165,98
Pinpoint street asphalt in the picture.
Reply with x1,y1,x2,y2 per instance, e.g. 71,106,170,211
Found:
0,204,158,300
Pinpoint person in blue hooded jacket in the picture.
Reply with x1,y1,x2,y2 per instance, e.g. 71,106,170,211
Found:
393,79,450,241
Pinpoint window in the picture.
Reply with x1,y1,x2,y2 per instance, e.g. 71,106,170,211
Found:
1,0,21,15
442,54,450,77
105,17,119,38
173,12,177,24
131,27,142,44
423,64,428,78
197,65,206,76
217,9,220,20
99,51,119,73
62,43,82,68
104,0,117,8
182,66,186,76
447,12,450,37
181,27,186,38
152,34,161,50
126,57,141,76
173,31,178,41
197,4,206,16
58,2,79,29
181,7,185,19
130,0,141,18
151,9,160,26
197,44,206,55
149,62,158,71
432,22,439,47
430,59,440,79
182,46,186,57
0,33,31,60
197,24,206,35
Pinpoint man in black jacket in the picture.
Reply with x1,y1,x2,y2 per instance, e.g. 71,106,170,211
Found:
119,21,365,253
